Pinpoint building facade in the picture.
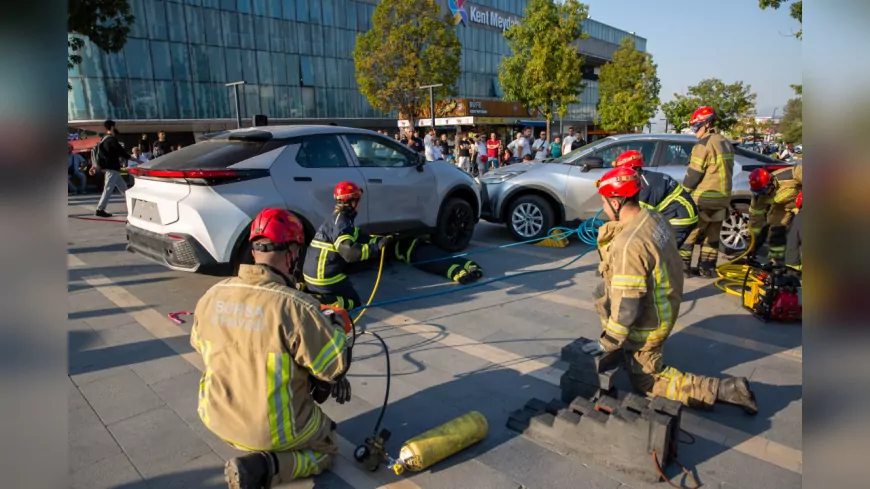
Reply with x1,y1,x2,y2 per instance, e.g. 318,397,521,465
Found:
67,0,646,139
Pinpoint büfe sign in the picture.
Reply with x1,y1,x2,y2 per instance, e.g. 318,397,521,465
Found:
405,99,540,119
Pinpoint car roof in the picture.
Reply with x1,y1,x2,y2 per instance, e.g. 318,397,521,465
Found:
223,125,380,139
607,133,698,143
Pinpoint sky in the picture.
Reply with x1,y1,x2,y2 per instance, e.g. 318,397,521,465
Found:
581,0,802,130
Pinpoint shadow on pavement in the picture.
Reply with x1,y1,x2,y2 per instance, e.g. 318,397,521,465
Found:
68,330,192,376
68,276,174,294
68,306,149,320
69,242,130,254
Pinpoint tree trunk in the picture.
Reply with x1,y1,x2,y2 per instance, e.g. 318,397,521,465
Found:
545,117,551,150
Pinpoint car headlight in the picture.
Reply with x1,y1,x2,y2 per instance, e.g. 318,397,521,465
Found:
480,171,525,184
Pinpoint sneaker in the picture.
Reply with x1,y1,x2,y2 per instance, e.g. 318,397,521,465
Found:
95,209,112,218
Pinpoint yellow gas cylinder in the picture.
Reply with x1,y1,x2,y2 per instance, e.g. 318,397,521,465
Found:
390,411,488,475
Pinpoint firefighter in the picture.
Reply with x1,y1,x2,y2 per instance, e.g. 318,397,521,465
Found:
785,191,802,272
190,208,352,489
613,150,698,248
392,236,484,284
585,167,758,414
747,166,803,266
680,106,735,277
302,181,392,310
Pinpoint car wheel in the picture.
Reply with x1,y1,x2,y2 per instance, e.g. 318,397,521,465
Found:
506,195,553,242
720,204,750,256
432,198,476,252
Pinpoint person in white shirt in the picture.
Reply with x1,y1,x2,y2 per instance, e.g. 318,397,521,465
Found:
507,132,529,160
431,138,443,161
128,147,147,167
424,129,436,161
561,126,578,156
777,142,794,161
532,130,548,160
474,136,489,175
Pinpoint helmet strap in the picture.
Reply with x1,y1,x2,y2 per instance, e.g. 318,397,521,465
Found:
252,242,290,252
606,197,625,221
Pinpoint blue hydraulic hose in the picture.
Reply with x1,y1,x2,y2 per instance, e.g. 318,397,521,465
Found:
349,211,604,314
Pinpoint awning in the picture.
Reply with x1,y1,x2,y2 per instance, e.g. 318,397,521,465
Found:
69,137,101,153
517,120,548,127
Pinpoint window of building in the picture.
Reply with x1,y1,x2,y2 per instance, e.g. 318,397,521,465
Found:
325,58,338,88
346,1,357,31
311,56,325,86
104,50,127,78
190,44,211,82
176,81,196,118
296,0,309,22
257,51,273,84
284,21,298,54
356,1,367,31
237,0,252,14
252,0,267,16
170,42,191,80
269,18,284,52
297,23,311,54
592,141,656,167
288,85,302,116
241,49,259,83
166,2,187,41
301,86,316,117
128,0,149,38
155,80,179,118
212,83,231,118
195,83,215,119
67,79,88,120
316,87,328,117
106,78,132,119
345,135,414,168
299,56,314,86
243,84,261,117
282,0,296,20
662,143,695,166
275,85,290,116
186,6,206,44
254,16,269,50
322,0,334,26
203,0,219,8
84,78,110,119
287,53,300,85
207,46,227,82
260,85,276,116
225,48,243,82
204,8,223,46
221,11,240,47
268,0,282,18
295,135,347,168
145,0,169,40
220,0,235,10
124,39,153,80
272,52,288,85
311,24,324,57
239,14,255,49
323,28,336,58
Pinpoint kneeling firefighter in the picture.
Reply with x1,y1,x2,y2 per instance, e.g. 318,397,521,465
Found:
587,167,758,414
613,150,698,248
747,165,802,266
191,208,353,489
392,236,484,284
302,181,392,310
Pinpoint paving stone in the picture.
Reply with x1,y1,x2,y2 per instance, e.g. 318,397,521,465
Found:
139,452,225,489
69,377,89,411
107,406,215,480
71,453,146,489
78,368,166,425
69,423,123,472
70,405,105,434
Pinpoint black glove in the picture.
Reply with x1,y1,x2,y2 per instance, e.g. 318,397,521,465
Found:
376,235,394,250
309,376,332,404
331,377,352,404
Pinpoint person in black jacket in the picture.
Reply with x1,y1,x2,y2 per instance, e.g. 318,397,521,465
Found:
93,120,131,218
613,150,699,249
302,181,392,310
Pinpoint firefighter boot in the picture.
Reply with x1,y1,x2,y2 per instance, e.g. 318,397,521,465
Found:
716,377,758,415
467,264,484,281
453,269,474,285
225,452,276,489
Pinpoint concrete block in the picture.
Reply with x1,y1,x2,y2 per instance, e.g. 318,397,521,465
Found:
525,398,549,414
569,397,596,416
546,399,568,415
560,380,599,404
621,392,651,414
560,337,621,373
553,409,582,430
596,395,620,413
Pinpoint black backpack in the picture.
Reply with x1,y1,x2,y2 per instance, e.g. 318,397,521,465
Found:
90,135,112,170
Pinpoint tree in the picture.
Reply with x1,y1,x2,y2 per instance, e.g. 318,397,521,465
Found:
779,96,802,143
68,0,135,90
498,0,589,141
759,0,802,40
352,0,461,129
596,37,661,134
661,96,696,133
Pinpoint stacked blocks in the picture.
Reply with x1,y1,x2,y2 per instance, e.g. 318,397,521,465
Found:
559,337,622,403
506,337,684,483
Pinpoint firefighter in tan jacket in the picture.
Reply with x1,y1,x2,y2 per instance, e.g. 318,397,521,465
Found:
680,106,735,277
747,165,802,265
587,167,758,413
191,208,352,489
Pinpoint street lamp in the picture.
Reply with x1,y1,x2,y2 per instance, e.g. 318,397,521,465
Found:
226,81,246,129
660,118,669,133
418,84,444,131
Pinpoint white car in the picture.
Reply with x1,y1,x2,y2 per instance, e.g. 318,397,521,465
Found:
125,125,481,273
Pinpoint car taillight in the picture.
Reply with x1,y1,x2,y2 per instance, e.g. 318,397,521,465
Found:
128,167,269,185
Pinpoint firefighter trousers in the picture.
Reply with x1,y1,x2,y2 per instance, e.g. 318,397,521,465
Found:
260,416,338,482
673,223,694,250
624,346,719,410
760,208,794,264
680,200,729,271
394,237,482,282
306,279,363,311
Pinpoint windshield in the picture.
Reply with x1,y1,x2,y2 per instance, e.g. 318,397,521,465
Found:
547,138,614,163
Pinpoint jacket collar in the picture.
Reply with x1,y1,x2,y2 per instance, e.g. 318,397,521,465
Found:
238,264,297,288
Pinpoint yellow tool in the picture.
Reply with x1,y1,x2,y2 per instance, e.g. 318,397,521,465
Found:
390,411,489,475
535,229,569,248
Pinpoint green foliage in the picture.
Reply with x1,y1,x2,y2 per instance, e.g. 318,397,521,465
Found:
596,37,661,134
790,84,802,96
68,0,135,90
498,0,588,139
779,96,802,143
661,78,757,133
759,0,802,39
352,0,462,127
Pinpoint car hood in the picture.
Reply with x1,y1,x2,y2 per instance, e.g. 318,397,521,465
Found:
485,162,554,175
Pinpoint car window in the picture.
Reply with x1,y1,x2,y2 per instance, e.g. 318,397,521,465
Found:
346,134,414,167
734,146,783,165
548,137,612,163
147,140,284,169
592,141,656,168
661,143,696,166
296,135,348,168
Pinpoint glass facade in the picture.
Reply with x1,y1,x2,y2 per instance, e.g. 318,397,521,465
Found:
68,0,646,124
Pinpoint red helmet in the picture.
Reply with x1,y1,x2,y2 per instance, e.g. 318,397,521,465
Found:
334,181,363,201
749,168,772,192
689,106,716,127
614,150,644,169
597,166,642,198
250,208,304,246
795,191,802,209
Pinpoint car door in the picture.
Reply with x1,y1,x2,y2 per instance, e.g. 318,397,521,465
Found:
341,133,436,234
650,140,696,183
268,134,370,229
564,140,659,219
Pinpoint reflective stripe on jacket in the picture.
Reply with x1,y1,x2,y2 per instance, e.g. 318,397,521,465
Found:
683,132,734,200
597,208,684,351
302,211,381,288
639,171,699,228
191,265,348,451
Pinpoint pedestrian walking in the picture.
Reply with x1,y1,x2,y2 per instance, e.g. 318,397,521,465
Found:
92,120,130,218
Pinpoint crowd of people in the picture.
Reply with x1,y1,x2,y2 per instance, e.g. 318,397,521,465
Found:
375,125,589,177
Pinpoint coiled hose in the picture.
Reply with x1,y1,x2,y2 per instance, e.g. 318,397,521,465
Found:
714,230,763,296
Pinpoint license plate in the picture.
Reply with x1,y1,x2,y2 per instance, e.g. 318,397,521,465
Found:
132,199,161,224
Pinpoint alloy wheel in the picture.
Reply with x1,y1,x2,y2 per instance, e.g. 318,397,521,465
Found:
511,203,544,239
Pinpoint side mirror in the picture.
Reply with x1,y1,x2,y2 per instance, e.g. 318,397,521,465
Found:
579,156,605,173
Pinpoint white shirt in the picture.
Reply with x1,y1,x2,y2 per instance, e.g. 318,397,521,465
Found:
128,154,146,167
562,136,577,156
424,134,435,161
508,138,530,158
431,144,443,161
532,138,548,159
476,141,487,159
778,149,792,161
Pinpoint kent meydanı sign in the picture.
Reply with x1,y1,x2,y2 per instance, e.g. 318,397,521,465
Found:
450,0,521,32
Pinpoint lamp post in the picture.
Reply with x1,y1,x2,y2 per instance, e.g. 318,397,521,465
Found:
226,81,246,129
418,83,443,131
660,118,669,133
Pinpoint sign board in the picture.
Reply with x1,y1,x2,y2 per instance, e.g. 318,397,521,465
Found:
398,116,529,128
450,0,521,32
402,99,539,120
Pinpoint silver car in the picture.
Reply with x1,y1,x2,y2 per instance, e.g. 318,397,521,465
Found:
478,133,793,254
125,125,481,273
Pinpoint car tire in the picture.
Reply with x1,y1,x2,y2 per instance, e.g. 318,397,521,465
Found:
720,203,750,256
431,197,476,252
506,194,554,242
